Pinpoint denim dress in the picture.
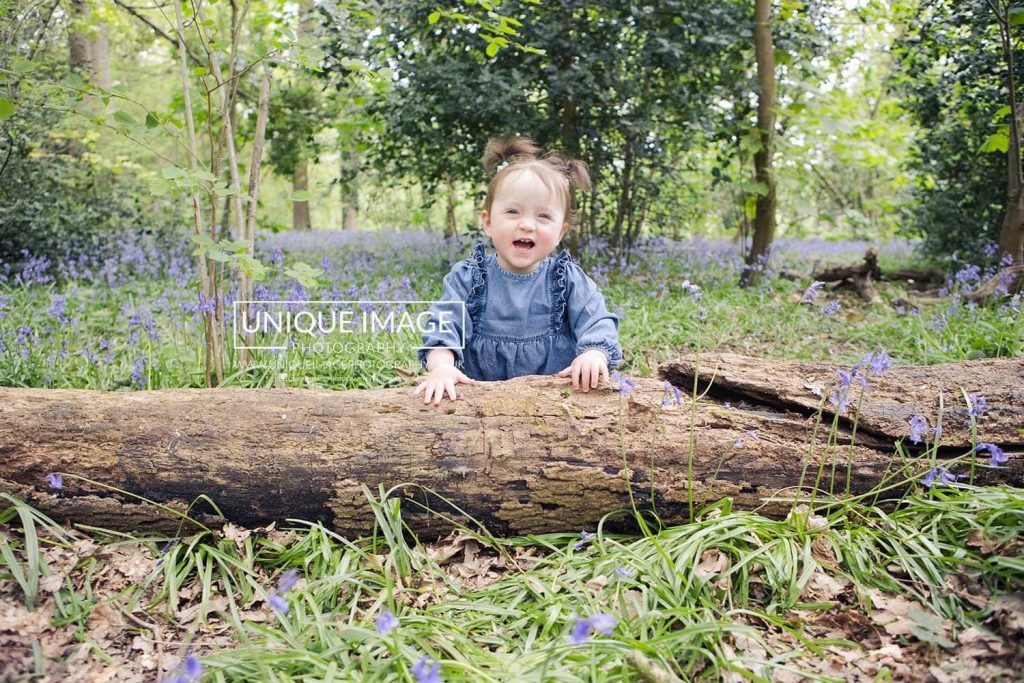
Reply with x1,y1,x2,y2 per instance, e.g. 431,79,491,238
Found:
418,243,623,381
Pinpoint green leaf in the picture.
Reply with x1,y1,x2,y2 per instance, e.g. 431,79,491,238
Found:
144,112,159,129
148,177,169,197
979,127,1009,154
65,72,85,88
0,98,15,121
744,194,757,221
1010,7,1024,26
223,239,253,254
192,66,210,77
206,249,230,263
11,57,37,76
113,110,136,125
485,41,499,58
190,234,215,247
428,10,441,24
236,255,267,281
290,190,310,202
161,166,181,179
285,261,323,288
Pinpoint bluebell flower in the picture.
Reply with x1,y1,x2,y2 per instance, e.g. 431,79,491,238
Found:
922,466,959,488
680,280,702,300
46,473,63,489
610,372,637,397
573,530,596,551
802,280,825,304
975,443,1007,467
820,300,841,316
376,610,399,635
967,394,988,419
908,415,928,444
568,613,617,644
277,568,300,593
836,370,852,389
163,655,203,683
868,351,890,376
614,565,635,579
660,381,682,407
268,593,289,613
411,654,443,683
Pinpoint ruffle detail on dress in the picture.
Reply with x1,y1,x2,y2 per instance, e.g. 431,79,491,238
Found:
466,243,489,322
549,248,574,330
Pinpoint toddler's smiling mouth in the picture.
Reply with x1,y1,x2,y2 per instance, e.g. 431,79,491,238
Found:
513,239,535,252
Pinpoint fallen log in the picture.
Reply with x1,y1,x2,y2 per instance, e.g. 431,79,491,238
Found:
0,355,1020,538
813,247,947,302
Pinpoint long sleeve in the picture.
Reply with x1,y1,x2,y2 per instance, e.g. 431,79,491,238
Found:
417,260,475,369
563,262,623,369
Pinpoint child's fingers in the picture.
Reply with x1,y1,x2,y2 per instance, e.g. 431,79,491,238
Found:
421,383,435,404
601,365,610,384
445,379,457,402
572,362,581,390
557,366,572,377
457,371,477,384
589,364,600,391
413,382,424,396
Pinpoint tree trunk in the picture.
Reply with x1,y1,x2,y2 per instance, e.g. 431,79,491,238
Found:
292,0,316,233
444,174,458,238
742,0,777,287
293,164,311,231
1,355,1019,539
995,2,1024,266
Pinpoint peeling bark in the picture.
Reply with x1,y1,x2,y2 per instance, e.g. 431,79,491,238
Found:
1,356,1020,539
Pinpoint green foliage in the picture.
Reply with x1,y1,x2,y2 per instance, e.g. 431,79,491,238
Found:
0,127,185,267
893,0,1023,261
333,1,753,243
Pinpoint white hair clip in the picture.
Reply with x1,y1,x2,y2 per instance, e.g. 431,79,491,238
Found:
496,160,509,173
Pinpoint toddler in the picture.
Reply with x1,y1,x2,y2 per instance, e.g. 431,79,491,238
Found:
414,137,622,404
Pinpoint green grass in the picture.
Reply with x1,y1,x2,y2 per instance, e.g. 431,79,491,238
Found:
2,483,1022,681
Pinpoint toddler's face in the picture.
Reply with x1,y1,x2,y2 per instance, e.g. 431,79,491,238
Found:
481,170,568,275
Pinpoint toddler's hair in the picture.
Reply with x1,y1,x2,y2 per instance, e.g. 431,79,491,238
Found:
482,137,591,230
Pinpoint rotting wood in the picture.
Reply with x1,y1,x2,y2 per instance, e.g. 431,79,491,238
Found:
0,355,1020,539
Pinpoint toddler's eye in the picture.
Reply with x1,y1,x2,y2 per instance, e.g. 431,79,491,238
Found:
505,209,518,215
539,214,551,220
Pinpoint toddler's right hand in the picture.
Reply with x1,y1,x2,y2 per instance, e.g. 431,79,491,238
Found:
413,366,477,405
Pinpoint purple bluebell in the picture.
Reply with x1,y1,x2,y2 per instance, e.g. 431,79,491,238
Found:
568,613,617,644
277,568,300,593
975,443,1007,467
376,610,399,635
411,654,443,683
268,593,289,613
820,300,841,316
610,372,637,397
680,280,702,300
573,530,596,551
967,394,988,419
802,280,825,304
922,466,959,488
837,370,852,389
614,565,635,579
868,351,890,376
908,415,928,444
46,472,63,489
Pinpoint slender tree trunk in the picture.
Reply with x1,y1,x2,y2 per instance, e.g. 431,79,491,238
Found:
995,3,1024,266
340,147,359,230
742,0,778,287
293,164,312,231
67,0,93,77
445,174,458,238
172,0,222,385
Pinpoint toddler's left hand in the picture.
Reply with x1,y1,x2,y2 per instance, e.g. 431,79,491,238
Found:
558,349,609,393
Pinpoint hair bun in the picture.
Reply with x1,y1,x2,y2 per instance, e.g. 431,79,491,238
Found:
483,137,539,174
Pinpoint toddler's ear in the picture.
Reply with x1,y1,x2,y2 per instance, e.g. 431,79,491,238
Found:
559,222,570,242
480,210,492,234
